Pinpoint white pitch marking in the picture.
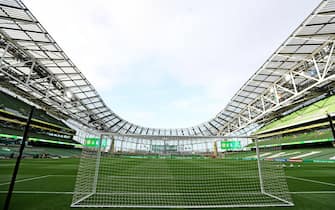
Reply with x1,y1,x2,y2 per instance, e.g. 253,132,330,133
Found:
283,151,301,157
265,151,301,158
289,191,335,194
247,152,272,158
0,175,51,186
329,156,335,160
291,151,320,159
0,191,74,194
267,152,286,158
0,190,334,195
287,176,335,187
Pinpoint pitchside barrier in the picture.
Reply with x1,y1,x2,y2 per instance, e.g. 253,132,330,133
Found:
71,133,293,208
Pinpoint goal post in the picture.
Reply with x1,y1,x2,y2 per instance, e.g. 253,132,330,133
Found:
71,133,293,208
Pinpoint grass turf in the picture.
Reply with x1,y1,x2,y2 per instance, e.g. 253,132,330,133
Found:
0,158,334,210
74,157,286,207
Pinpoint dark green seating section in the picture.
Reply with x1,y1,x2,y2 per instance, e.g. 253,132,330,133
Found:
0,91,68,128
0,145,81,158
256,95,335,134
248,129,333,147
0,127,22,136
0,91,77,146
0,127,75,143
225,147,335,161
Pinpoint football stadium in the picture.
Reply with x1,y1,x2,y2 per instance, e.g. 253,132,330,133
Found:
0,0,335,209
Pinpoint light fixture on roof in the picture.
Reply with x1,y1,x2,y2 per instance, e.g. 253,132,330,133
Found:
277,93,282,100
65,90,73,99
284,73,291,82
309,68,317,77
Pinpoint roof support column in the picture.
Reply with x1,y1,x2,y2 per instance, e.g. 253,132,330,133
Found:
322,42,335,79
0,42,9,65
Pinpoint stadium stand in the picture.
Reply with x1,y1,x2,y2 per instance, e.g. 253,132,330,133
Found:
0,91,68,127
226,147,335,162
0,145,81,159
249,129,333,148
256,94,335,134
0,90,80,153
250,94,335,153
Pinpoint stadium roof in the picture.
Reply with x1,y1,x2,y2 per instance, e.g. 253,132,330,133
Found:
0,0,335,136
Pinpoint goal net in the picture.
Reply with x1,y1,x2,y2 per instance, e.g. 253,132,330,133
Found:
71,133,293,208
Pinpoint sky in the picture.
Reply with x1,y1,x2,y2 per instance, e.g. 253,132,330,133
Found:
23,0,320,128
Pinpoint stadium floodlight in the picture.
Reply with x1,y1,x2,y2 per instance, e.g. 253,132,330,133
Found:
284,74,291,82
71,133,293,208
65,90,73,100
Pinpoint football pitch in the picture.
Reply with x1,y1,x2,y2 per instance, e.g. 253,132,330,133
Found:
0,158,335,210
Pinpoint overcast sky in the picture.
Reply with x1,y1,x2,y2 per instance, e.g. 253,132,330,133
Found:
23,0,320,128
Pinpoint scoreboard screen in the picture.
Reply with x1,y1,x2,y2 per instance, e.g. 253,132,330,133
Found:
84,138,108,148
220,140,241,150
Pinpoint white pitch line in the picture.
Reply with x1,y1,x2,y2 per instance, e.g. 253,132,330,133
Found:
267,152,286,158
0,175,51,186
291,151,320,159
289,191,335,194
247,152,272,158
0,191,74,194
0,190,334,195
287,176,335,187
283,151,301,157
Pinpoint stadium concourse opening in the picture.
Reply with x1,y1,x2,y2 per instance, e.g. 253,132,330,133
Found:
1,0,335,209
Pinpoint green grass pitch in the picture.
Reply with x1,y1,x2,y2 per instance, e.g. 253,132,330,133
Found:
74,157,287,207
0,158,335,210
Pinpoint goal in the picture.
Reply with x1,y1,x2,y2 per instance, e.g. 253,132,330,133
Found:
71,133,293,208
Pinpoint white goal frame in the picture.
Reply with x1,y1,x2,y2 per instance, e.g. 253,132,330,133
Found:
71,133,294,208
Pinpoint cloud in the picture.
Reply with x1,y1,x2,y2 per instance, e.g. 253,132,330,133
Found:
23,0,320,128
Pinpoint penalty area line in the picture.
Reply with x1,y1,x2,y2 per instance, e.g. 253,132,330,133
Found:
0,174,75,186
0,191,334,195
286,176,335,187
0,175,51,186
289,191,335,194
0,191,74,194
